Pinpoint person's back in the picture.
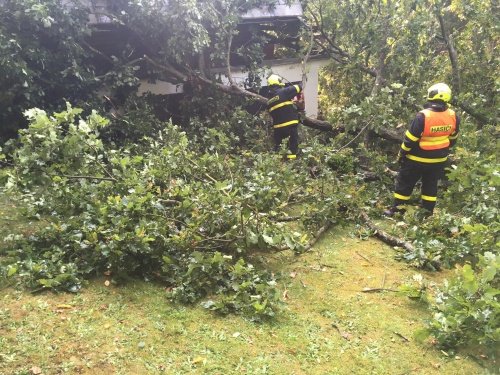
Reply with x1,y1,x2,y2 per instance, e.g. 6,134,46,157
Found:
267,84,302,129
403,100,458,164
266,74,302,159
385,82,460,216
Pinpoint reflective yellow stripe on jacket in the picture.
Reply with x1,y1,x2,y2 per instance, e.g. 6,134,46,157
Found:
274,119,299,128
405,130,420,142
419,135,450,149
406,155,447,163
401,143,411,151
269,101,294,112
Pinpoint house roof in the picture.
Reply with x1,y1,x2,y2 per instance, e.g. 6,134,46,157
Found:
87,1,303,25
240,1,303,22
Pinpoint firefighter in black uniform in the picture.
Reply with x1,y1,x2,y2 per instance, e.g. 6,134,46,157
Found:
266,74,303,160
385,83,460,216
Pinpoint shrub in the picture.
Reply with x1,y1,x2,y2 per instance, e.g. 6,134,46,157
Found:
423,252,499,350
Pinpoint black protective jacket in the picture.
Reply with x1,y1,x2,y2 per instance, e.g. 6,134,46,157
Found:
267,84,302,128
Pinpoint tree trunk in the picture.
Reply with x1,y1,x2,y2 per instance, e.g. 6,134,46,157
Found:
364,48,388,147
437,10,461,94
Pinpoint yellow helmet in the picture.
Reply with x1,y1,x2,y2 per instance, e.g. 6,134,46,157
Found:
267,74,285,87
427,83,452,103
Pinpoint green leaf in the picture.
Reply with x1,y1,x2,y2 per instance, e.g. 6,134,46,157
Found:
7,266,18,277
413,328,431,343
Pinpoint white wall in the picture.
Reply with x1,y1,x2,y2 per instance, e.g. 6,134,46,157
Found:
267,60,327,118
137,80,184,96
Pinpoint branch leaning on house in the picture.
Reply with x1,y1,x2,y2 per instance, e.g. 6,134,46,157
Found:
143,55,338,133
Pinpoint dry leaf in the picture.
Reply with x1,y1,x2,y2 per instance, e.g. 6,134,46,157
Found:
192,356,205,364
104,280,110,287
30,366,42,375
341,331,353,341
332,323,352,341
289,271,297,278
282,289,289,300
56,304,72,309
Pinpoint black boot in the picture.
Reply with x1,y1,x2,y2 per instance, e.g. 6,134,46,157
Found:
383,206,405,217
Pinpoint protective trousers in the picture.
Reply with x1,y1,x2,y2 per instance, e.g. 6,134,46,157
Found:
393,159,445,212
274,124,299,158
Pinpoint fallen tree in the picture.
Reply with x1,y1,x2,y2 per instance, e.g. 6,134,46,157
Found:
1,104,370,316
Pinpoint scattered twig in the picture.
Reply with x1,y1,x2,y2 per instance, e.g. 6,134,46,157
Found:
331,323,352,341
393,331,410,342
361,287,398,293
334,119,373,152
185,157,230,197
85,142,116,180
355,251,372,264
319,263,336,269
381,272,387,289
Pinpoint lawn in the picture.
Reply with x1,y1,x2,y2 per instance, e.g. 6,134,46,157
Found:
0,184,495,374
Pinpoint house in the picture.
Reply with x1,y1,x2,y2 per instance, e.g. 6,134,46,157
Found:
86,0,328,118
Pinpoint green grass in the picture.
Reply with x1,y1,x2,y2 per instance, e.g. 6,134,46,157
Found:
0,187,496,375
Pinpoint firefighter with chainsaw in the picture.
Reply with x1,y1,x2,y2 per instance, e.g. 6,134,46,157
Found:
385,83,460,216
266,74,303,160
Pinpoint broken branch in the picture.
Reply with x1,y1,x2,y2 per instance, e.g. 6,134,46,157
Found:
361,288,398,293
360,211,415,253
303,222,332,252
